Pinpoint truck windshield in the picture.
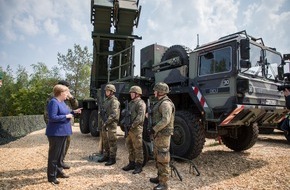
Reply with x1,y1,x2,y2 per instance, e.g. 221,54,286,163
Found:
241,43,281,80
264,50,282,80
242,44,263,77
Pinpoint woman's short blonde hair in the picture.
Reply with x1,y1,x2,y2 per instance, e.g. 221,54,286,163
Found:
53,84,69,97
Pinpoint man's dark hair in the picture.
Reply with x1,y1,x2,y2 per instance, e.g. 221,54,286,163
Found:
58,80,70,87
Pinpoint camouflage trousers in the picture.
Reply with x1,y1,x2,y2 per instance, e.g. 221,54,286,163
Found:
101,122,118,158
153,133,171,185
125,125,143,164
64,124,73,157
64,135,71,156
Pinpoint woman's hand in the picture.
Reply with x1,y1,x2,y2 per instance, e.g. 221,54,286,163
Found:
73,108,83,114
66,114,73,119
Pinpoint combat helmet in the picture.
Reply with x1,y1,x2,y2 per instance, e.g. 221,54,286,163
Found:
129,86,142,95
153,82,169,94
105,84,116,92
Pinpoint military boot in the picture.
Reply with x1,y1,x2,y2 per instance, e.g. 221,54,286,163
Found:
105,158,116,166
122,161,135,171
132,162,142,174
149,177,159,184
98,156,109,163
153,183,168,190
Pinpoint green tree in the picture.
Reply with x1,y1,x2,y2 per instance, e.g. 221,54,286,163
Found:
15,65,29,89
25,62,62,115
0,63,62,116
10,66,30,115
0,45,92,116
0,66,16,116
57,44,92,98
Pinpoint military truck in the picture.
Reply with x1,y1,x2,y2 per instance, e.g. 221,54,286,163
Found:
80,0,290,161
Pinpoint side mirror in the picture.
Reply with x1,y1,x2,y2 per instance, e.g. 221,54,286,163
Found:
240,39,250,60
240,60,251,69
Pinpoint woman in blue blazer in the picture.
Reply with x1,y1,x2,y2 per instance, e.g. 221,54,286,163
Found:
46,84,81,184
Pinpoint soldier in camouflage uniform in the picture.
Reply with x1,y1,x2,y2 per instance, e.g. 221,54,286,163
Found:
122,86,146,174
98,84,120,166
44,80,79,169
149,82,175,190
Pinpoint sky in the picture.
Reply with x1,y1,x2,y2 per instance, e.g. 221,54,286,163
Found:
0,0,289,77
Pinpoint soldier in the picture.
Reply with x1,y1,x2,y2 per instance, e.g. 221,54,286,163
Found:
44,80,79,169
98,84,120,166
122,86,146,174
149,82,175,190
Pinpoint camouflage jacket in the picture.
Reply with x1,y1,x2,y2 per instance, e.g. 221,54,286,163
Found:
152,96,175,135
44,93,79,124
103,95,120,126
129,97,146,129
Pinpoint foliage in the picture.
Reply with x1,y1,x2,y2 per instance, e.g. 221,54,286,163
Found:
57,44,92,98
0,44,91,116
0,63,61,116
0,66,16,116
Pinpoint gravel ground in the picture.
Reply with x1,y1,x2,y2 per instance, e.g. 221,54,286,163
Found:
0,124,289,190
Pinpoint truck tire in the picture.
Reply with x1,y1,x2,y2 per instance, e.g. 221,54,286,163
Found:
79,110,90,134
161,45,192,65
89,110,100,137
221,124,259,151
171,111,205,159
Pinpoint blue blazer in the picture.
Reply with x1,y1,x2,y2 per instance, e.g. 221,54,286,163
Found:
45,97,73,136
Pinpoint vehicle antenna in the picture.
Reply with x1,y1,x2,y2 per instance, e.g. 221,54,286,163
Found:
196,34,199,48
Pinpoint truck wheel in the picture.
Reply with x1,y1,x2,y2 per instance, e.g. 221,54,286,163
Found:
89,110,100,137
221,123,259,151
171,111,205,159
161,45,192,65
79,110,90,134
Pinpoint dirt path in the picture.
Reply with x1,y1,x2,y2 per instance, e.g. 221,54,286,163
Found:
0,125,289,190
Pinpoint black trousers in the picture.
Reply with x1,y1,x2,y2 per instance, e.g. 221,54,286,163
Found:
59,135,71,167
47,136,67,180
